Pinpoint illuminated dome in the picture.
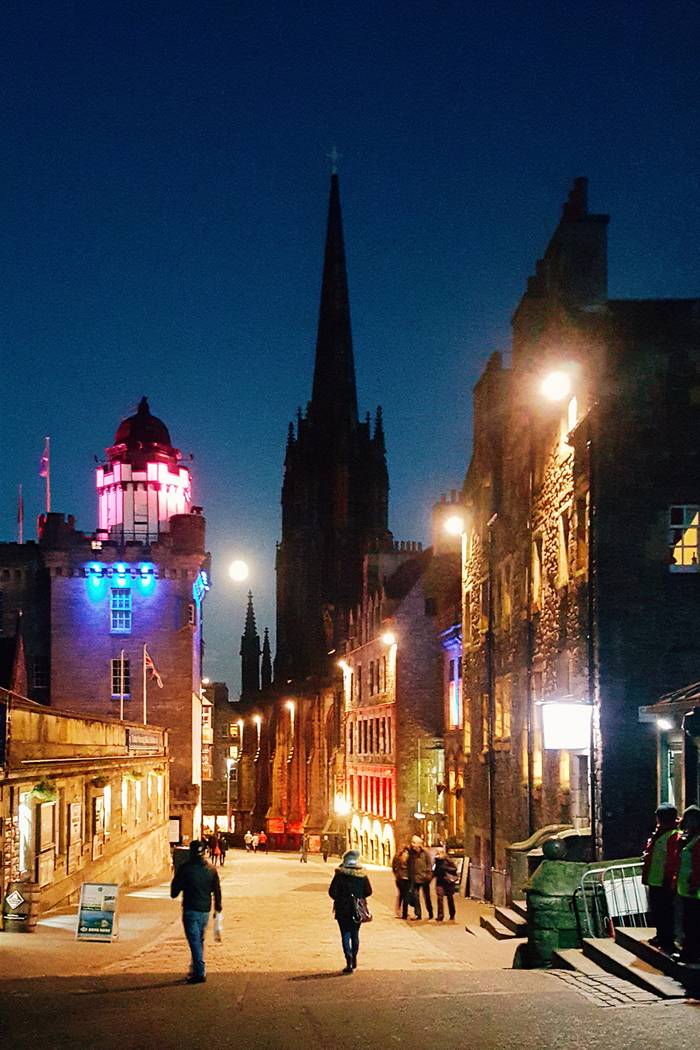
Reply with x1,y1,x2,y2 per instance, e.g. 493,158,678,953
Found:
114,397,172,448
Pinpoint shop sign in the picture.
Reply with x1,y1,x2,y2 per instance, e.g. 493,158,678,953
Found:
76,883,119,942
6,890,24,911
127,728,161,753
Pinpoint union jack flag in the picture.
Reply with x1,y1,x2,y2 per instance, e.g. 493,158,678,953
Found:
144,646,164,688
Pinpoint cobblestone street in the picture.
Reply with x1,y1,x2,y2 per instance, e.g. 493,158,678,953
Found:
1,853,699,1050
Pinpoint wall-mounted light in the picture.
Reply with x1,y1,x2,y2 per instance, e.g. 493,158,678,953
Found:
381,631,397,647
444,514,465,536
657,718,674,732
540,370,572,403
541,701,592,750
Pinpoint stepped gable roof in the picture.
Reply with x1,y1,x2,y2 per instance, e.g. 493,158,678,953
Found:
114,397,172,447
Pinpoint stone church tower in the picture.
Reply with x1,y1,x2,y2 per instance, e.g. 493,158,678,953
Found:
275,174,391,683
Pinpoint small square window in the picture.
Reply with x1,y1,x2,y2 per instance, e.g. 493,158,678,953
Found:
669,505,699,573
110,588,132,633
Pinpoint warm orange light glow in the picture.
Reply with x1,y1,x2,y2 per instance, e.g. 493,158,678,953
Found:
444,513,465,536
338,659,349,671
540,370,572,402
381,631,397,646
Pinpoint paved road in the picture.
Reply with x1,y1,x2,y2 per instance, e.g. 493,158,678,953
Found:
1,853,699,1050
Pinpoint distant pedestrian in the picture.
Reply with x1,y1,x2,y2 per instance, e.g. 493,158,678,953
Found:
328,849,373,973
217,836,228,866
299,834,309,863
252,832,259,853
244,830,253,852
433,846,459,921
258,830,268,853
392,846,410,917
406,835,433,920
641,803,680,953
677,805,700,964
170,839,222,984
321,835,330,863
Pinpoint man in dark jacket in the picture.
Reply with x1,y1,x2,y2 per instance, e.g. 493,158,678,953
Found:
407,835,434,920
171,839,223,983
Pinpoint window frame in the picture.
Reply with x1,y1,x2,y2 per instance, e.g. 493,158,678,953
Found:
110,587,132,634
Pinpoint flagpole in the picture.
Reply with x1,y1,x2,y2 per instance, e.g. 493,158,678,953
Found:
45,437,51,514
17,483,24,544
143,643,147,725
120,648,125,721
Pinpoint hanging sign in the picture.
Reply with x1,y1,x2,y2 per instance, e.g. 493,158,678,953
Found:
76,883,119,942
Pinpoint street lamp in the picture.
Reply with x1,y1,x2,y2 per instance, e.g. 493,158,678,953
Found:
228,559,249,583
540,369,572,403
225,757,234,833
381,631,397,647
444,513,465,536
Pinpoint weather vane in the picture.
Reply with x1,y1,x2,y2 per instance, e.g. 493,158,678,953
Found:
327,145,341,174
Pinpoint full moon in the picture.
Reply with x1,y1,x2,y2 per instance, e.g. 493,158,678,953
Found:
228,559,249,583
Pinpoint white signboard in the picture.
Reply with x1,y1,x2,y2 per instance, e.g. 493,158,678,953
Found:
76,883,119,942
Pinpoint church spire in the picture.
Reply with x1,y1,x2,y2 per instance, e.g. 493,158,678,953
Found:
309,174,358,431
240,591,261,698
261,627,272,690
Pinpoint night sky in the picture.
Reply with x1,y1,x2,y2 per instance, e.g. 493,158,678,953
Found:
3,2,700,693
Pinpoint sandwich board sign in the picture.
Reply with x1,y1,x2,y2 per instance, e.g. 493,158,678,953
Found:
76,883,119,942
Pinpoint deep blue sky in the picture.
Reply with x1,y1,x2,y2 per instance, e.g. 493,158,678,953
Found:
3,2,700,693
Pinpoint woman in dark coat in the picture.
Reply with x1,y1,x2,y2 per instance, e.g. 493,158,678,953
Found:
433,846,459,921
328,849,373,973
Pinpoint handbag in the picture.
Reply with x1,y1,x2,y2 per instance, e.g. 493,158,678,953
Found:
353,896,373,924
213,912,223,942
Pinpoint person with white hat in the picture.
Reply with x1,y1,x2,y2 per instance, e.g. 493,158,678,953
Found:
328,849,373,973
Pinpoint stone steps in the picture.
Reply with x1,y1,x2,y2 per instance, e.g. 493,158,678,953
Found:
479,913,516,940
511,899,527,920
551,948,610,976
494,905,528,935
582,936,686,999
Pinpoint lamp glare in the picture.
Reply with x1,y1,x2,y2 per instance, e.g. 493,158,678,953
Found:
540,371,572,403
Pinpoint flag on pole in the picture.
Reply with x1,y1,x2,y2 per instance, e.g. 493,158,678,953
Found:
144,646,164,688
38,439,49,477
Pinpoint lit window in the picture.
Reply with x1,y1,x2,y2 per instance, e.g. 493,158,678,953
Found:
110,588,132,633
669,505,699,572
187,602,197,626
448,658,463,729
111,658,131,698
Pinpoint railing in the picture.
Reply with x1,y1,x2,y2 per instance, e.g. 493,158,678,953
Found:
577,862,649,938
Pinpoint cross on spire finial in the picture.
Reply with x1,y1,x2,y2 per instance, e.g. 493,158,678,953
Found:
327,145,341,174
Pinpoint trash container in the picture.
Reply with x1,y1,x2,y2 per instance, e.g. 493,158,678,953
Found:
3,881,40,933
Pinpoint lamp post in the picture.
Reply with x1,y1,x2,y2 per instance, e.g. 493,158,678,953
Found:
226,757,234,833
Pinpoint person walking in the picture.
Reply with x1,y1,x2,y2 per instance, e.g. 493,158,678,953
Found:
328,849,373,974
170,839,222,984
321,834,330,863
677,805,700,964
433,846,459,921
406,835,434,920
392,845,410,917
251,832,259,853
218,835,228,867
243,830,253,852
299,833,309,863
641,803,681,953
258,830,268,853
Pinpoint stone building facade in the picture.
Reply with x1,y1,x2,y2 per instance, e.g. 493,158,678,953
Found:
460,178,700,900
340,514,460,861
0,689,169,923
0,399,210,843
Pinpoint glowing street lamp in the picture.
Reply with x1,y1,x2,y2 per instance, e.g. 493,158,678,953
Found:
381,631,397,647
228,559,249,583
444,513,465,537
540,370,572,403
334,793,351,817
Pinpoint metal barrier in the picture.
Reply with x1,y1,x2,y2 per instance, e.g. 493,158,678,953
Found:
578,862,649,938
